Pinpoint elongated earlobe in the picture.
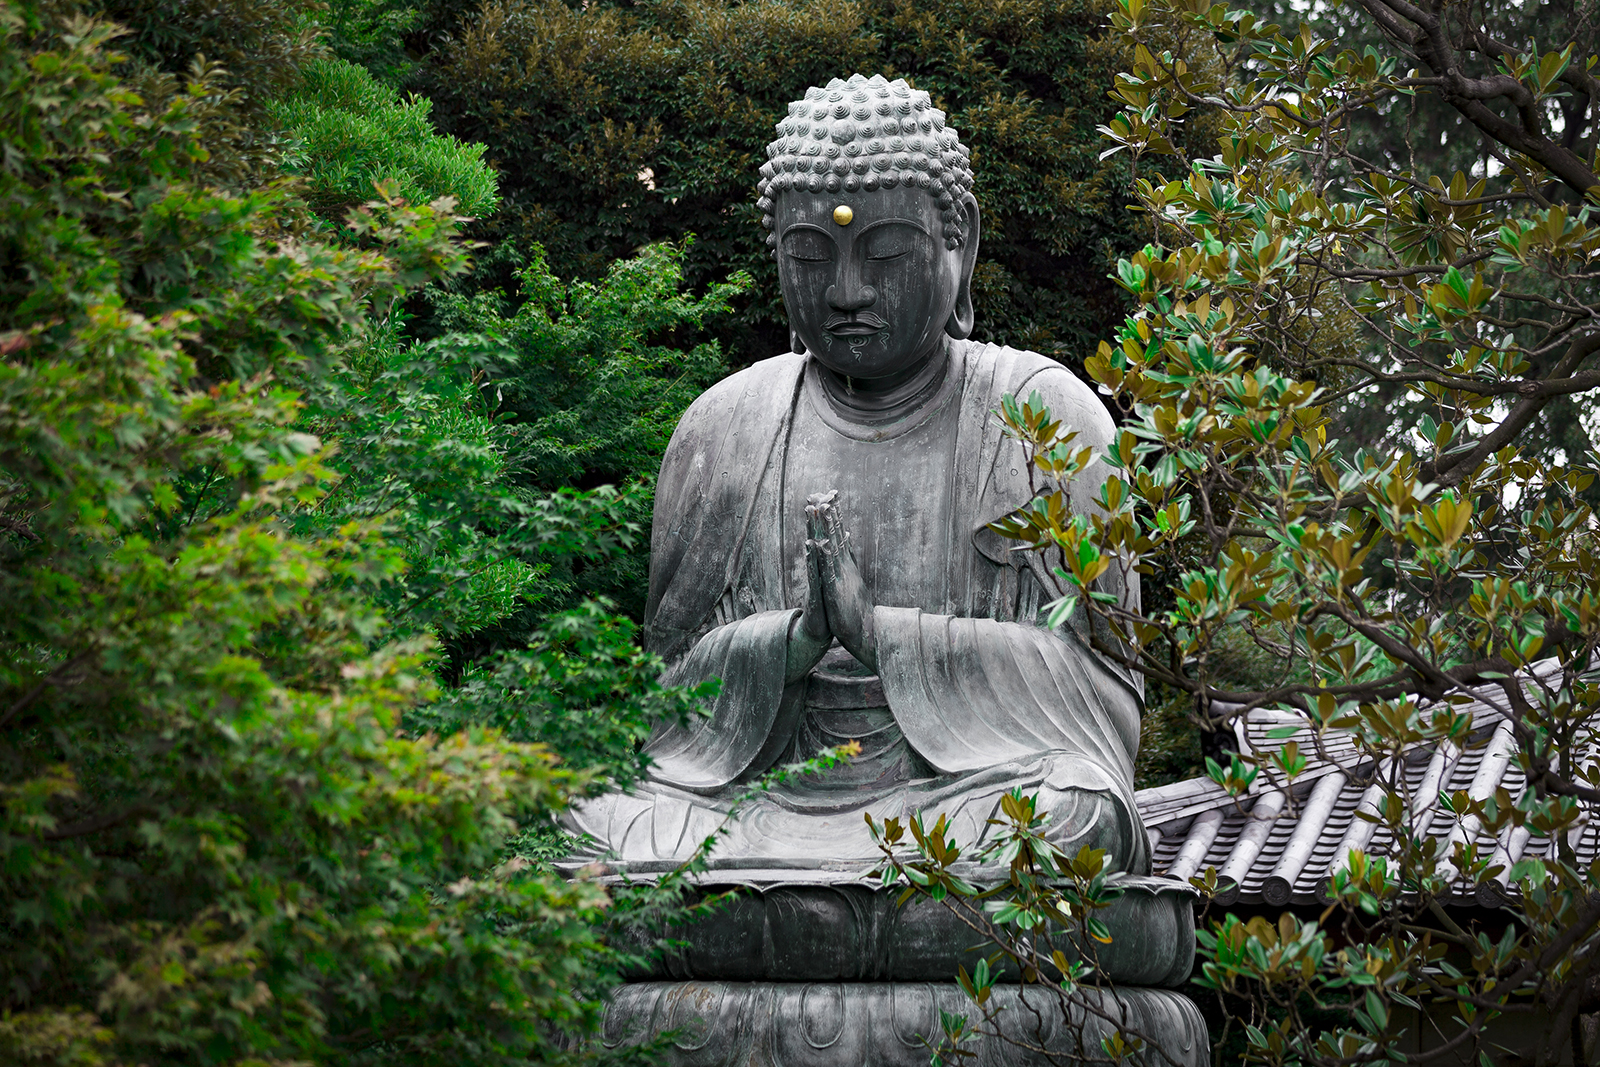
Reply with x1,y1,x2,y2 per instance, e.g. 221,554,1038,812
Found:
944,194,981,340
944,287,974,340
790,328,807,355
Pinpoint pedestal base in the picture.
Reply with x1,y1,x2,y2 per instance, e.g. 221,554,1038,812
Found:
614,873,1196,987
604,981,1209,1067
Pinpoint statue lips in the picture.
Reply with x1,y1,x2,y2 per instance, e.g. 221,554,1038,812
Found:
824,312,888,338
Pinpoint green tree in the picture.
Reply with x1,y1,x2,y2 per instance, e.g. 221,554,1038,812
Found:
1233,0,1600,473
0,7,699,1063
873,0,1600,1063
410,0,1191,363
268,57,500,223
319,0,431,85
90,0,322,107
421,240,747,622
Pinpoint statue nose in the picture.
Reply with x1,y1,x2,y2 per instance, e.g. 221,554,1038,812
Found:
827,281,877,311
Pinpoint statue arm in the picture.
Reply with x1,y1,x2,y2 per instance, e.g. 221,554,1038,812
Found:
873,606,1142,776
964,358,1142,629
993,364,1142,690
645,607,809,793
638,356,817,793
643,554,825,792
785,534,832,683
872,604,1149,871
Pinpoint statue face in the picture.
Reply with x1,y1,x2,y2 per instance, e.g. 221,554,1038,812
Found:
775,185,975,380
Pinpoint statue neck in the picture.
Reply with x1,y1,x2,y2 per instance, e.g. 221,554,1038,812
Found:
813,340,952,426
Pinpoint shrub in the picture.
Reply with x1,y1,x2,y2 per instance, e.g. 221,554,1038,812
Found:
413,0,1199,362
882,0,1600,1061
270,56,500,222
0,7,685,1062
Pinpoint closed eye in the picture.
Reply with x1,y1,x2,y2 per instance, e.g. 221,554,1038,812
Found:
783,230,833,262
861,222,921,261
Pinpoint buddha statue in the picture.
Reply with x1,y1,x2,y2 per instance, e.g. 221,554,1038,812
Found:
568,73,1149,877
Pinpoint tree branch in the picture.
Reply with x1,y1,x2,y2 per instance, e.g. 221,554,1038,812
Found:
1,649,95,731
42,803,156,842
1351,0,1600,196
1432,330,1600,486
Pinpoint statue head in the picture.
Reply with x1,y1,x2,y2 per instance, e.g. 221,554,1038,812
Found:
757,75,980,382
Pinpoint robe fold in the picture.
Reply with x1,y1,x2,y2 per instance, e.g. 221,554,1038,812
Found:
572,339,1149,873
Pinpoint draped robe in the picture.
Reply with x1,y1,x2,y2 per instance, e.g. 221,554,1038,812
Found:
567,340,1150,873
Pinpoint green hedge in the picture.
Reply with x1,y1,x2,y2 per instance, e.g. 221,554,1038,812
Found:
415,0,1152,363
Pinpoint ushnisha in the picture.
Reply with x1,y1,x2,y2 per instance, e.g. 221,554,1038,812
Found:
756,74,974,248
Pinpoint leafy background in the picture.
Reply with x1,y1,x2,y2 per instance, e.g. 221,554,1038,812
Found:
3,0,1189,1059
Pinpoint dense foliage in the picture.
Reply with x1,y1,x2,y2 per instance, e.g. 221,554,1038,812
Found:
423,240,744,625
0,3,719,1063
269,57,500,223
876,0,1600,1063
410,0,1187,362
17,0,1600,1062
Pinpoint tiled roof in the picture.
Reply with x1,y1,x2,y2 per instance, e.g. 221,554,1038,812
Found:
1132,668,1571,908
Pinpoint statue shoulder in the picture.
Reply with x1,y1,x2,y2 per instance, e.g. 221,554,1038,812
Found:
649,351,805,639
967,342,1116,450
669,351,807,444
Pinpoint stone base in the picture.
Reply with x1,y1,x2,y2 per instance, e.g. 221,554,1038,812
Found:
604,981,1209,1067
616,874,1195,988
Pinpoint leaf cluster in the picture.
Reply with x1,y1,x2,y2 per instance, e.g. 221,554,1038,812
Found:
408,0,1196,361
268,57,501,223
866,796,1172,1065
420,240,746,620
871,0,1600,1059
0,7,698,1063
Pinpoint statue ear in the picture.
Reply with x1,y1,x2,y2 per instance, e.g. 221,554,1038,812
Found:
944,193,981,340
790,328,807,355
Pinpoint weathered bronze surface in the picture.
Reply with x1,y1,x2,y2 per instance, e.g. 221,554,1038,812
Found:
604,983,1210,1067
573,71,1206,1066
568,71,1149,876
618,875,1196,987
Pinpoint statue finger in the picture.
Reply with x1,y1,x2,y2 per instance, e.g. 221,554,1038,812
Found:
806,507,827,543
806,488,839,509
804,536,826,590
803,540,830,639
806,538,837,602
806,537,844,598
806,488,837,542
824,500,850,553
823,542,844,588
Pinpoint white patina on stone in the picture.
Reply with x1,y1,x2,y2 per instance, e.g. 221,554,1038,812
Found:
606,983,1210,1067
570,73,1207,1066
